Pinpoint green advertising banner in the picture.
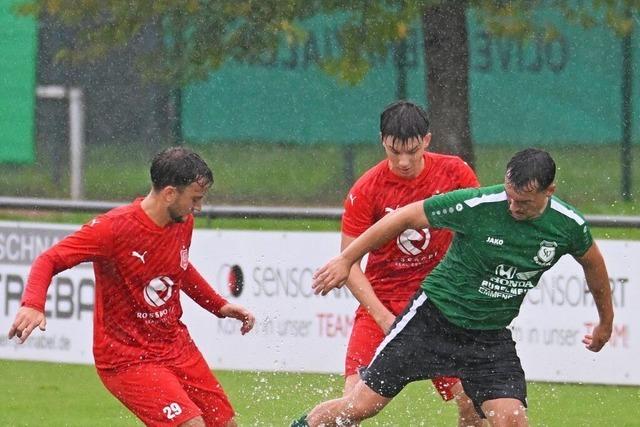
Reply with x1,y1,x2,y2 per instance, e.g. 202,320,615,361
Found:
183,9,640,146
0,1,37,163
467,9,634,146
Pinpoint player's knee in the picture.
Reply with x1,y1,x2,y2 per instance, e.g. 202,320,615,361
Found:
179,415,237,427
178,415,206,427
344,398,384,421
482,400,527,427
342,374,359,396
221,418,237,427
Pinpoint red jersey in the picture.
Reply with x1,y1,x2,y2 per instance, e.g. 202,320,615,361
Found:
342,152,479,300
21,199,228,370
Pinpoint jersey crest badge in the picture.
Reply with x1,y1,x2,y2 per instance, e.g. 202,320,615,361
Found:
180,247,189,270
534,240,557,266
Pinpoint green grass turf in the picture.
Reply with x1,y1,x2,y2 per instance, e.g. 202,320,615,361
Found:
1,142,638,212
2,141,639,238
1,142,638,237
1,143,636,425
0,360,638,426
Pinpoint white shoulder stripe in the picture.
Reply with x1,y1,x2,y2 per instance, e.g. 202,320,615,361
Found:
371,292,427,363
550,199,585,225
464,191,507,207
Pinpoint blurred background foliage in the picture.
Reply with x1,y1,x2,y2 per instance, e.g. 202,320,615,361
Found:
13,0,640,165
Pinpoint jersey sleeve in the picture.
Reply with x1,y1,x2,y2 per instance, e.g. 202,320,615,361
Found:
181,263,229,317
570,221,594,257
455,160,480,189
423,188,480,235
341,183,375,238
21,216,113,312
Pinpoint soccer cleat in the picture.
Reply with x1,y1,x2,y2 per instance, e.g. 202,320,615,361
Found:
290,414,309,427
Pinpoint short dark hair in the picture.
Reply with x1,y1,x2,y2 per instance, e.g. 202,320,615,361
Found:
150,147,213,191
505,148,556,191
380,100,430,147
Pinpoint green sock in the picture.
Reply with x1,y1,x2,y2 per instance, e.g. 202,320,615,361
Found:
290,413,309,427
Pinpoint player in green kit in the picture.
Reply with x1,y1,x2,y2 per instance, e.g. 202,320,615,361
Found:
295,148,613,427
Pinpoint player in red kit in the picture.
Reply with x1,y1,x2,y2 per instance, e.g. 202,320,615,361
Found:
314,101,484,427
8,147,255,427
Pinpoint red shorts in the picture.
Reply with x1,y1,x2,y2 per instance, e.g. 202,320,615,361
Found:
346,300,461,401
98,349,234,426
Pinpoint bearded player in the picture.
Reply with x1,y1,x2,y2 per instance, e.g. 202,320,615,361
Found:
8,147,255,427
316,101,484,426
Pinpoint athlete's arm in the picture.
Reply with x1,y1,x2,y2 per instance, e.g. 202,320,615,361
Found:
574,242,614,352
313,201,429,293
218,303,256,335
340,234,395,333
7,307,46,344
9,218,110,343
182,263,229,316
181,264,256,334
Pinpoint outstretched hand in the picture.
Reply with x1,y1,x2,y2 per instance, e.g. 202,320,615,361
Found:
219,303,255,335
582,323,612,352
312,255,351,296
8,306,47,343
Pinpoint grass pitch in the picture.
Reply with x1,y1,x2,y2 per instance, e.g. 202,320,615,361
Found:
0,143,638,425
0,360,638,426
1,142,639,238
1,142,638,215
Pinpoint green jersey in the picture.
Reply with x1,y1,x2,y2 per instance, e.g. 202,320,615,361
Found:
422,184,593,330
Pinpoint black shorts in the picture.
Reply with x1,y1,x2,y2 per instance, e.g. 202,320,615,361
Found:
361,290,527,414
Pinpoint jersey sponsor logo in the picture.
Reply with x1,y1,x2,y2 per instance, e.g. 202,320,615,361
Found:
89,218,99,227
495,264,541,280
479,265,539,299
515,269,541,280
348,193,357,205
180,247,189,270
131,250,147,264
495,264,517,279
397,228,431,255
534,240,557,266
227,264,244,297
384,206,431,256
486,236,504,246
143,276,174,307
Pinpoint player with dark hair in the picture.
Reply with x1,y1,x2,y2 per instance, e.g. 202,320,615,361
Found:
322,100,483,425
297,148,614,427
9,146,255,427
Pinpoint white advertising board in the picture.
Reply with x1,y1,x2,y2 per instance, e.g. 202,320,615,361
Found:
512,239,639,385
0,222,95,364
0,220,637,386
184,229,357,374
